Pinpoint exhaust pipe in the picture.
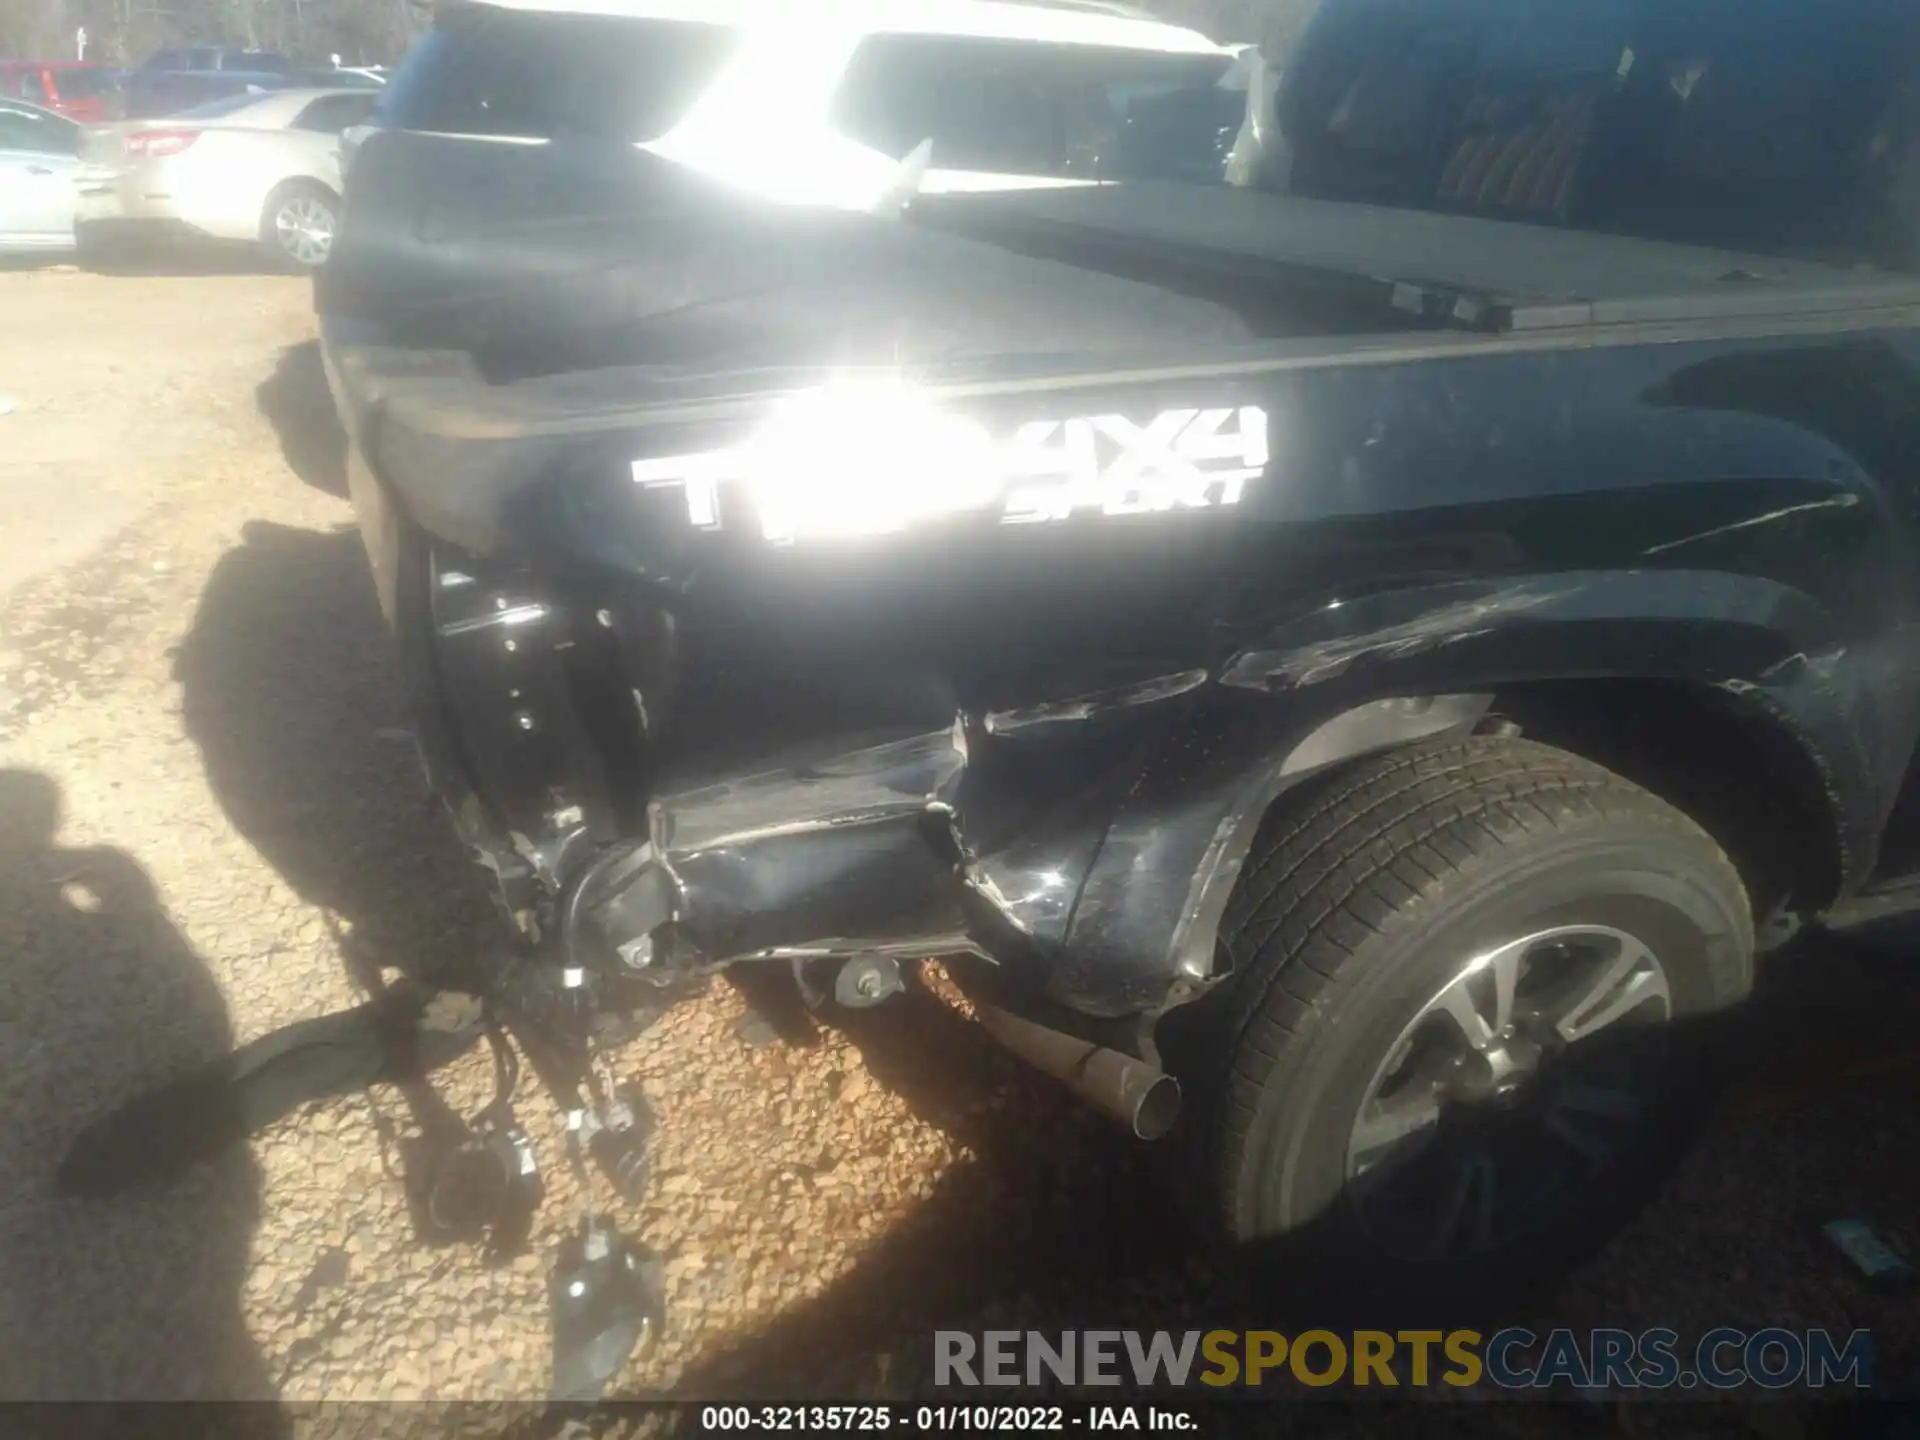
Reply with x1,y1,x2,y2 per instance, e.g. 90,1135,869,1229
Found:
975,1003,1181,1140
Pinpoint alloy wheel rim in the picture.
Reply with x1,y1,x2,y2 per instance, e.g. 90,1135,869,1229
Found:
1343,924,1672,1261
275,196,333,267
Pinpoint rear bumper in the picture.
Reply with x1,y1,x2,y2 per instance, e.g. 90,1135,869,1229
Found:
75,172,187,227
76,167,254,242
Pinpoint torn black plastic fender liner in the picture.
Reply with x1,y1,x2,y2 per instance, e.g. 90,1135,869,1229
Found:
578,727,973,969
546,691,1498,1025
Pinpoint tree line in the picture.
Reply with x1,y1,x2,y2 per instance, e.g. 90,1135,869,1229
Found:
0,0,426,67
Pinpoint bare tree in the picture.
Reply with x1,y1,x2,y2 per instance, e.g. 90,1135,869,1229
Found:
7,0,1310,70
1,0,424,64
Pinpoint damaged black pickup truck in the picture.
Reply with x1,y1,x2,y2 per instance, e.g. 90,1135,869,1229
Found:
291,0,1920,1398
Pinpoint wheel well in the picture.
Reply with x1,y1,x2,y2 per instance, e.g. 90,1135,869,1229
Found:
265,177,337,205
1486,679,1842,918
1156,679,1832,1084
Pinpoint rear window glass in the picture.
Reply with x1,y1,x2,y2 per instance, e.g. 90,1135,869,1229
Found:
178,92,269,121
1262,0,1920,270
831,33,1235,180
377,7,741,142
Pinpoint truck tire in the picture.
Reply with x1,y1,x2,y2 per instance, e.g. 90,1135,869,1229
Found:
1207,735,1753,1309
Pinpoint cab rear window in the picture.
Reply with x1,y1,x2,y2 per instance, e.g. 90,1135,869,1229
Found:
377,5,740,143
830,33,1234,179
1267,0,1920,269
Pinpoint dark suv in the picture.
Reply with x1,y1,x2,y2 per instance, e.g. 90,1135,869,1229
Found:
123,47,299,119
135,47,293,74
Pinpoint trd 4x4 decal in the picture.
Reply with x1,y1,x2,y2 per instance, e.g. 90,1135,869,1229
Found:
999,406,1268,525
631,401,1269,544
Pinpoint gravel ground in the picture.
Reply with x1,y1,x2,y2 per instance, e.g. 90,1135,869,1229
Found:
0,266,1916,1425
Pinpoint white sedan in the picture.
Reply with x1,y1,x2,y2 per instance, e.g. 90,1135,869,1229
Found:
0,99,84,255
77,87,380,268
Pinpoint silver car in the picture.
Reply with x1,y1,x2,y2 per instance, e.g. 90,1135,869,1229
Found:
77,87,380,269
0,100,84,255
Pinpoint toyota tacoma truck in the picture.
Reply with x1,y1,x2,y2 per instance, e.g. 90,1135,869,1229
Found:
271,0,1920,1397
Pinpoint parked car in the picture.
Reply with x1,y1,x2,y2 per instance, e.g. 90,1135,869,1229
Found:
77,87,381,267
134,47,293,74
121,69,300,120
0,98,83,254
121,48,302,119
0,60,122,123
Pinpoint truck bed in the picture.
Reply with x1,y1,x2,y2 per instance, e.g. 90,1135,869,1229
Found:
912,182,1920,334
323,133,1920,562
325,137,1920,447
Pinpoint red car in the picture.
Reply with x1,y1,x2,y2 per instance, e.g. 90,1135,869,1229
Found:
0,61,120,123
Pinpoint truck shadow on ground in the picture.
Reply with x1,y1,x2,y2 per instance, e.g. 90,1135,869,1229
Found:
1,243,284,278
166,517,504,1253
77,239,286,279
0,768,279,1417
168,519,496,997
257,341,348,499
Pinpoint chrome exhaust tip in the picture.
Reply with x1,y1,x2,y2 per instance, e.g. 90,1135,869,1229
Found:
975,1003,1181,1140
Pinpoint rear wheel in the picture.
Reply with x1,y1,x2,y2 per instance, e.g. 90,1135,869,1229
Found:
1205,735,1753,1309
261,182,338,270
